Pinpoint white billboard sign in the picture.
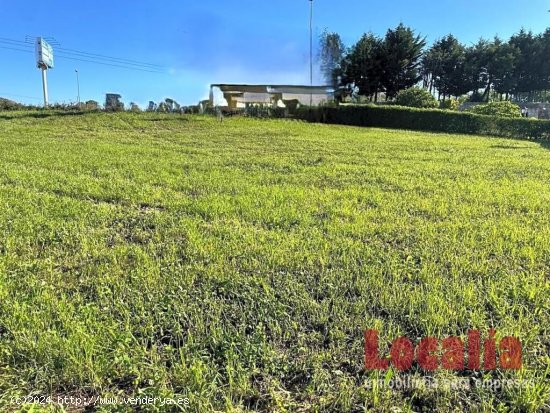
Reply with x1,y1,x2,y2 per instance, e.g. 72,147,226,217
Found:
35,37,54,69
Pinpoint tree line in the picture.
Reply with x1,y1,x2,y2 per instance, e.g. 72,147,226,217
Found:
320,25,550,103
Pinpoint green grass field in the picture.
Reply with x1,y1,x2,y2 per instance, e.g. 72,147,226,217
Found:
0,111,548,412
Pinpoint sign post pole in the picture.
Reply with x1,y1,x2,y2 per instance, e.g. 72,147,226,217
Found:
41,67,49,107
309,0,313,107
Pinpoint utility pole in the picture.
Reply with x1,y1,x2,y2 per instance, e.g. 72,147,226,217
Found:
309,0,313,106
75,69,80,107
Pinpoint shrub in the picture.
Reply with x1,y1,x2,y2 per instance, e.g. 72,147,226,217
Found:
243,106,287,118
466,101,521,118
48,102,83,111
129,102,141,113
395,87,438,109
84,100,100,111
295,105,550,140
440,99,460,111
0,98,29,111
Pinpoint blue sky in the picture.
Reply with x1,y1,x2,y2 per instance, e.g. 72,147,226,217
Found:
1,0,550,106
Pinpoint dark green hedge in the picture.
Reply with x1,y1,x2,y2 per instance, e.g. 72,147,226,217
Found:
295,105,550,140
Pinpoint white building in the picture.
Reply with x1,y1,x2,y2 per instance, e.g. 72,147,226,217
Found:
209,84,334,109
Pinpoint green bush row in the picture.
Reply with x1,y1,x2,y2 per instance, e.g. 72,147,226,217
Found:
295,105,550,140
395,87,438,108
465,101,522,118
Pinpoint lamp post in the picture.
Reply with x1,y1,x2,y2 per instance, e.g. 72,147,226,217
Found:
309,0,313,106
75,69,80,107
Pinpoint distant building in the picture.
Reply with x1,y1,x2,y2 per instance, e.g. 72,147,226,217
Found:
209,84,334,108
105,93,124,111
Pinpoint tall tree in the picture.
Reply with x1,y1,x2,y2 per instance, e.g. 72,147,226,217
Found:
487,37,519,99
423,34,469,99
537,28,550,93
509,29,540,99
318,30,345,87
340,33,384,100
463,39,491,101
381,24,426,98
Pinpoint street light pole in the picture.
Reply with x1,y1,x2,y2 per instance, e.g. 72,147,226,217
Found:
75,69,80,107
309,0,313,106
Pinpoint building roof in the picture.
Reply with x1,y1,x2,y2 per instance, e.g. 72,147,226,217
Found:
211,84,334,94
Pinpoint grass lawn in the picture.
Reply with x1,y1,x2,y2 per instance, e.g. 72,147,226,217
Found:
0,111,548,412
